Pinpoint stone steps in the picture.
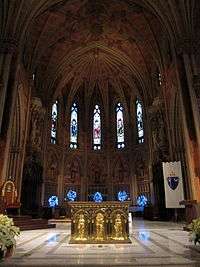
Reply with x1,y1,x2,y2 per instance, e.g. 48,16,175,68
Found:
11,216,56,231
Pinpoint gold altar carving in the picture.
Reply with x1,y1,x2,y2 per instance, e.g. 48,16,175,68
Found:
76,213,87,240
68,201,131,243
113,213,124,240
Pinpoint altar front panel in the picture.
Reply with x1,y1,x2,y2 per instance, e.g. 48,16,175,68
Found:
68,201,131,243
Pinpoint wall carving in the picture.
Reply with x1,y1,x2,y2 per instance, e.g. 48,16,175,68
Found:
30,97,45,151
149,98,169,163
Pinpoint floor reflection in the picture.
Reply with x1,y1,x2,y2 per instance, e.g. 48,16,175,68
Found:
1,219,200,266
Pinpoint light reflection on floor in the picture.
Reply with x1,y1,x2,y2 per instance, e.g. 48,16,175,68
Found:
1,219,200,266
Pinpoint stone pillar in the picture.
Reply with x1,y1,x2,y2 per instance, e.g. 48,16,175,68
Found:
0,38,19,185
0,38,17,132
175,42,200,202
193,75,200,121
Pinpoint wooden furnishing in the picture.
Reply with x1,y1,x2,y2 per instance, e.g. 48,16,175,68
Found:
179,200,198,224
1,180,21,213
68,201,131,243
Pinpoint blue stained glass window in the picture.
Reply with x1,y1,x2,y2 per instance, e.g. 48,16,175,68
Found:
51,100,58,144
93,192,103,202
70,103,78,149
136,99,144,144
66,190,77,201
137,195,148,207
93,105,101,150
116,103,125,149
48,195,58,208
117,191,128,202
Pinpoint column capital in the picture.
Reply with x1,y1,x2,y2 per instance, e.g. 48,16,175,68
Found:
0,38,18,54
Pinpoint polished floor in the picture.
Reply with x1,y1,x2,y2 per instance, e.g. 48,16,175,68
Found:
1,218,200,266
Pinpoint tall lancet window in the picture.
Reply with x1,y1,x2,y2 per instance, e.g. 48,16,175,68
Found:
116,103,125,149
70,103,78,149
51,100,58,144
93,105,101,150
136,99,144,144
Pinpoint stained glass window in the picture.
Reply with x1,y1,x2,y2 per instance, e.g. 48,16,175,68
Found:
93,105,101,150
66,190,77,201
48,195,58,208
116,103,125,149
51,100,58,144
136,99,144,144
70,103,78,149
93,192,103,202
117,191,128,202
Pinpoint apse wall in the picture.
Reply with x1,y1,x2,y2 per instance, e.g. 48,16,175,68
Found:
43,84,150,205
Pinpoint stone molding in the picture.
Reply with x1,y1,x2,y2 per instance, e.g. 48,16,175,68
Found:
193,75,200,98
0,38,18,54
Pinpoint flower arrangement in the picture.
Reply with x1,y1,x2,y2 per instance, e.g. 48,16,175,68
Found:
0,214,20,259
189,218,200,245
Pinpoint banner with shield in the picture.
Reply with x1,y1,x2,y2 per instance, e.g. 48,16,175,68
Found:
162,161,185,208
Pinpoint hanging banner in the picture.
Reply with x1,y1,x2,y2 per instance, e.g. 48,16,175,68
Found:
162,161,185,208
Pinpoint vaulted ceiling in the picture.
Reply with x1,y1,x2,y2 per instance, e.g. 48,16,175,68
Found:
2,0,197,105
24,0,166,103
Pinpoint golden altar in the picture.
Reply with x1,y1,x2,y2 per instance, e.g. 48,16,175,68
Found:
68,201,131,243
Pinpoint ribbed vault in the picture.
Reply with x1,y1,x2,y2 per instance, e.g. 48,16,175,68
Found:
22,0,167,104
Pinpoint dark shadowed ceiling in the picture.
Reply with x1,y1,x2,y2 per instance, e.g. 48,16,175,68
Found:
21,0,193,104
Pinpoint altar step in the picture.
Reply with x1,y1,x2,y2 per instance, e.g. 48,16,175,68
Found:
11,216,56,231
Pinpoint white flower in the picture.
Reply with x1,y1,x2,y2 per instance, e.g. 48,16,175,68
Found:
0,215,20,252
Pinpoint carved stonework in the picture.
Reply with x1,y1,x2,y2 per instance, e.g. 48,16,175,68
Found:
112,157,129,184
193,75,200,99
30,97,45,151
64,157,81,185
88,159,106,185
177,38,196,55
0,38,17,54
148,98,169,163
46,151,59,183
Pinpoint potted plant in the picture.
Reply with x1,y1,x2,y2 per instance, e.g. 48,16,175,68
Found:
0,214,20,260
189,218,200,245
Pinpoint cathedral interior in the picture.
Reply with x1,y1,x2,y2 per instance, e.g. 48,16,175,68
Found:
0,0,200,265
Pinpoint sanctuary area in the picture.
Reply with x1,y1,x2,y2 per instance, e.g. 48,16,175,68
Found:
0,0,200,266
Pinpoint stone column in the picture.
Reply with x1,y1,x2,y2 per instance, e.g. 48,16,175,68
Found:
0,39,18,132
0,38,19,185
175,42,200,202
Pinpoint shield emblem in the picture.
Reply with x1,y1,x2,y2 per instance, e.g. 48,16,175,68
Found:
167,176,179,190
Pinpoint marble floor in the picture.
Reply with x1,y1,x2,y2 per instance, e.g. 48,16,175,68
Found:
1,219,200,267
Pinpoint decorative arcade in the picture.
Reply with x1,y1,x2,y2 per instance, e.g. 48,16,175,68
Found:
68,201,131,244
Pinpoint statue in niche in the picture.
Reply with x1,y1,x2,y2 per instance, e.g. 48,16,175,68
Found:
95,213,105,241
151,110,167,150
94,170,100,184
70,162,78,184
135,156,145,177
118,166,125,183
114,161,127,183
76,214,87,240
150,107,169,162
21,153,43,212
113,214,124,240
30,102,45,150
